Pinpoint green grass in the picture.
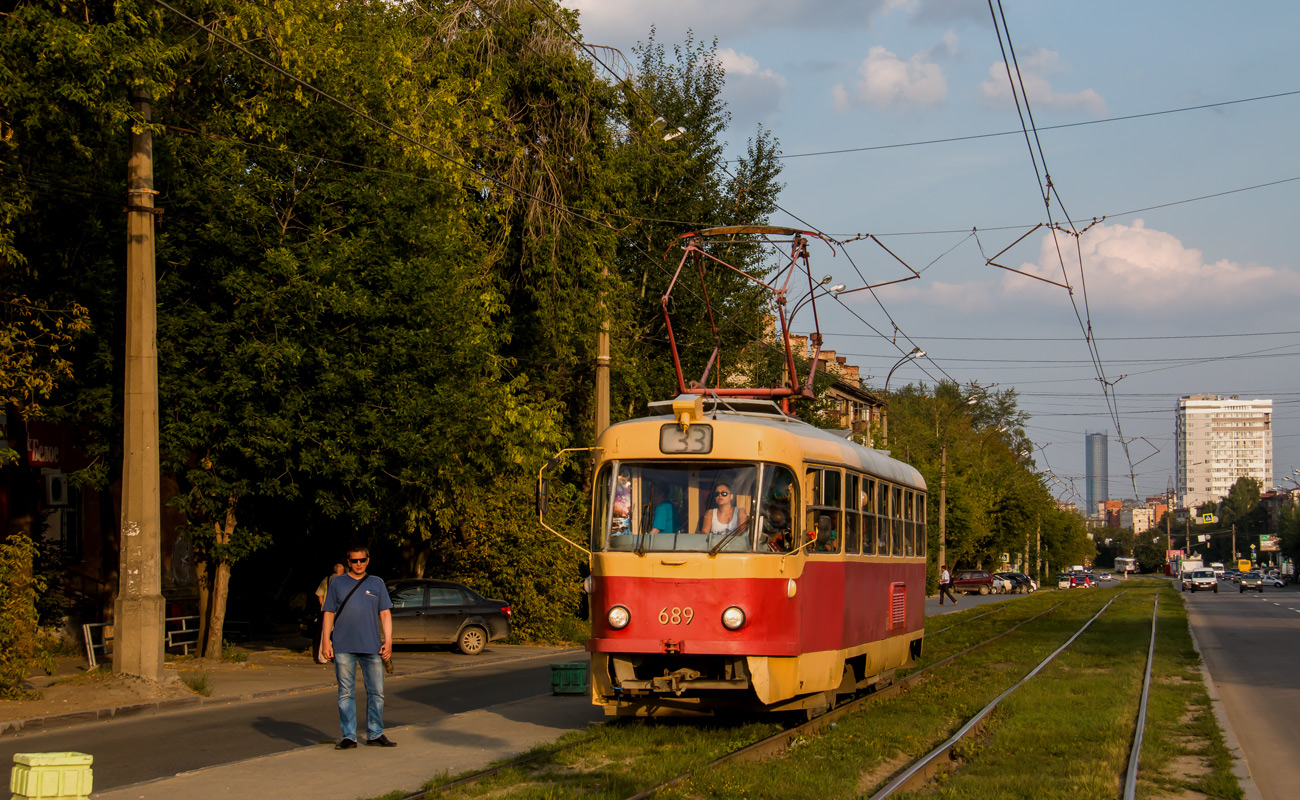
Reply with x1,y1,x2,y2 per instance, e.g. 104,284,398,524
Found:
180,670,213,697
370,583,1243,800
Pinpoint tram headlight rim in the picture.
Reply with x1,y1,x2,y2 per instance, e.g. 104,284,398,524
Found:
721,605,746,631
607,604,631,630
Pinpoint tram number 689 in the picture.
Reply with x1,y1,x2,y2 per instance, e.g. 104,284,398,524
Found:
658,607,694,625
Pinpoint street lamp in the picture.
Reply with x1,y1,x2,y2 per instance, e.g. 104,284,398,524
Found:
880,347,924,448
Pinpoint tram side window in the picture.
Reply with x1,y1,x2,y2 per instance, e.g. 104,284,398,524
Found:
862,478,876,555
876,481,891,556
805,468,841,554
592,464,615,550
904,490,916,557
759,465,797,553
891,486,904,557
844,473,861,554
917,494,927,557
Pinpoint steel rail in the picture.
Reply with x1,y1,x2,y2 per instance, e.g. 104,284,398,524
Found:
1122,594,1160,800
620,598,1072,800
868,593,1123,799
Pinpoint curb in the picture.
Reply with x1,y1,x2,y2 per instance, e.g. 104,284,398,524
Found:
0,646,584,738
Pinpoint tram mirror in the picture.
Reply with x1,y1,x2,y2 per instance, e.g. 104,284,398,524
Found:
544,454,565,472
537,479,550,516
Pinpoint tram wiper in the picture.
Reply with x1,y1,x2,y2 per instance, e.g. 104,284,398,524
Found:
708,524,746,557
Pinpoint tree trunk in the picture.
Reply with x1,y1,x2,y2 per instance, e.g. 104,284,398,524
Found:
195,557,210,657
201,494,236,660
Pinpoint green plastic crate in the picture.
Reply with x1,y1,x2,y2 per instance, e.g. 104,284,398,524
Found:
550,661,588,695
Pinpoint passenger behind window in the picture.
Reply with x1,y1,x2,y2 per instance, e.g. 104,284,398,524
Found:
814,514,839,553
761,505,792,552
648,483,677,534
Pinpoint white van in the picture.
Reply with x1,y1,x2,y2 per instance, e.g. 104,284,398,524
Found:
1210,562,1225,578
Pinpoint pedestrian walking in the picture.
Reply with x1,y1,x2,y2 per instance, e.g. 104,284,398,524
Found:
321,547,395,749
938,564,958,606
311,562,345,663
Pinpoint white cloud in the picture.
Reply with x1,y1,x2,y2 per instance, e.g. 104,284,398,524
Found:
715,48,788,126
833,45,947,110
563,1,887,48
878,221,1300,314
978,48,1106,115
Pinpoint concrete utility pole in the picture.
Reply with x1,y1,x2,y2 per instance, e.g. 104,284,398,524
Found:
595,265,610,438
115,87,165,681
937,443,947,569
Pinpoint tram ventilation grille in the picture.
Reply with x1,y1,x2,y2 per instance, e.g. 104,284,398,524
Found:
889,582,906,629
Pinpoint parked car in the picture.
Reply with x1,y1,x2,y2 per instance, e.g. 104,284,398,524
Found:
1180,569,1218,593
1238,572,1265,593
991,574,1014,594
996,572,1036,594
386,579,512,654
952,569,995,595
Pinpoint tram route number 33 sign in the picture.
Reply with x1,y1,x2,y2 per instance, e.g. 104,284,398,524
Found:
660,424,713,454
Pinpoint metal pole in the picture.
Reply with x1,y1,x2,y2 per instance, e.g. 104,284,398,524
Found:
115,87,165,681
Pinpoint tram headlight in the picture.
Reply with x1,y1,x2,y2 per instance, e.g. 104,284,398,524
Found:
607,605,631,630
721,606,746,630
583,576,593,594
787,579,798,599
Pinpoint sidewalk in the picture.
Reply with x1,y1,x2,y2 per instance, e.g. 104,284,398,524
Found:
3,641,603,800
93,692,603,800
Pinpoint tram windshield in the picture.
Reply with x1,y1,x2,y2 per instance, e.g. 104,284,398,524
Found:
593,462,798,553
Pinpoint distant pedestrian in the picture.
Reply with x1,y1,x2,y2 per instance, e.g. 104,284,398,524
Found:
321,547,395,749
938,564,957,606
311,562,345,663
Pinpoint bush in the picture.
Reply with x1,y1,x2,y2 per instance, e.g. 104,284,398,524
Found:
0,534,56,699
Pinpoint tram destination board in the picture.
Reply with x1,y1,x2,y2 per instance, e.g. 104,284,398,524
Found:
659,423,712,454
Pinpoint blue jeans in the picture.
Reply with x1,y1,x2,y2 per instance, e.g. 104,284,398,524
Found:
333,652,385,741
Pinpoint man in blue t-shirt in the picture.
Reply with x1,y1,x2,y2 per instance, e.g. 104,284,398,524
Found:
321,546,394,749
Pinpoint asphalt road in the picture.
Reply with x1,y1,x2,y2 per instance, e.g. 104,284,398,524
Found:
1184,580,1300,800
0,648,580,792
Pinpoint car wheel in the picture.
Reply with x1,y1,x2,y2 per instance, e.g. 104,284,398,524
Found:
457,625,488,656
979,586,989,595
1240,587,1244,593
1259,587,1264,593
1213,586,1218,593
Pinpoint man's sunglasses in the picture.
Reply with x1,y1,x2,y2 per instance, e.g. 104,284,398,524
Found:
348,558,369,564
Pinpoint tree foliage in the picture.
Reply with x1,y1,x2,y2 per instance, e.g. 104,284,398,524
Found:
1,0,787,641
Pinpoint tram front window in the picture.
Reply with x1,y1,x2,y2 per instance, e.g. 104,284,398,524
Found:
602,463,761,552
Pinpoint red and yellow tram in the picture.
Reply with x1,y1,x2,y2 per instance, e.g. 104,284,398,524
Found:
581,394,927,716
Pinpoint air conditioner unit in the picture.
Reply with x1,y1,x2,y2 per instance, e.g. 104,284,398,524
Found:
45,472,69,506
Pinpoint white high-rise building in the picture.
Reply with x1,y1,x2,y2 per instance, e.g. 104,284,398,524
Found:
1175,395,1273,510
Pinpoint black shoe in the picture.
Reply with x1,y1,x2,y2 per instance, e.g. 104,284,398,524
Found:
335,739,357,750
366,734,397,747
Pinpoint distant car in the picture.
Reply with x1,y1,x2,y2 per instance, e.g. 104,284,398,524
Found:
1180,569,1218,593
996,572,1036,594
386,579,512,654
991,574,1014,594
952,570,995,595
1238,572,1265,593
1261,574,1286,588
1066,571,1092,588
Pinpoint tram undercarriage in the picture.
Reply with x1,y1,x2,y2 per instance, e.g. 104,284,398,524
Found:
591,634,922,716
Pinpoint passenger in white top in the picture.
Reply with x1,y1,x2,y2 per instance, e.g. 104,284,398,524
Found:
703,484,748,535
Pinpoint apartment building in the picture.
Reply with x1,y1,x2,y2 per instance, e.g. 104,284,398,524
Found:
1175,395,1273,510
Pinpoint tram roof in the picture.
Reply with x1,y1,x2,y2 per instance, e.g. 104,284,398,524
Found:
608,400,926,492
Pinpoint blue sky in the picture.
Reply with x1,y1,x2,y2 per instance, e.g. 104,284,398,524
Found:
564,0,1300,505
